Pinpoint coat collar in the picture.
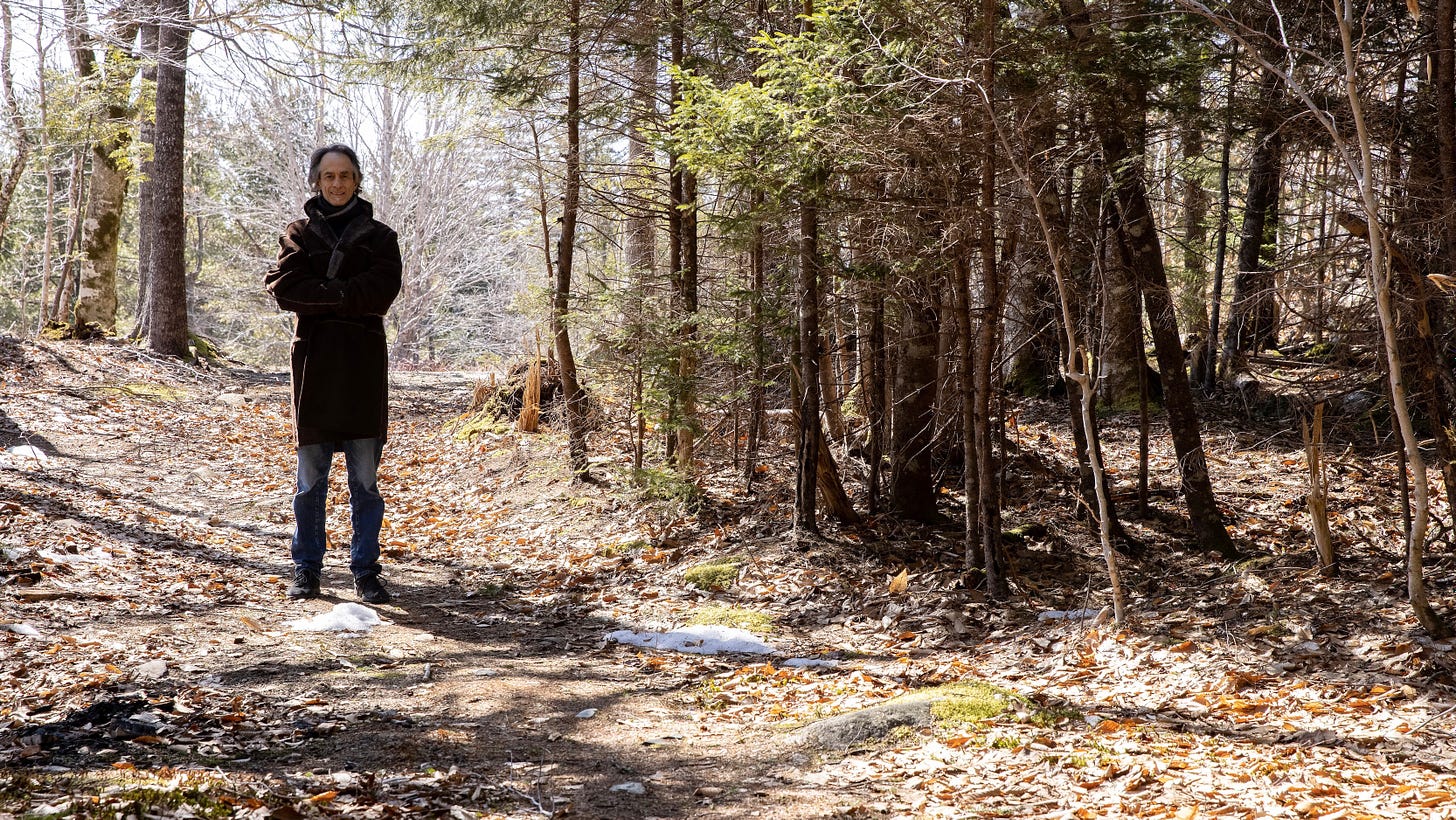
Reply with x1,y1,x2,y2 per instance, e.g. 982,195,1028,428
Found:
303,195,378,281
303,195,375,247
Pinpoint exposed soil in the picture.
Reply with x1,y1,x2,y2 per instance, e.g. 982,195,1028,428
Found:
4,334,1456,819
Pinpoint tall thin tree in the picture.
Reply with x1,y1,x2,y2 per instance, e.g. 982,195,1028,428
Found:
146,0,190,356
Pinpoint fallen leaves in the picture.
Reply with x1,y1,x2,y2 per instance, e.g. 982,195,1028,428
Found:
8,338,1456,819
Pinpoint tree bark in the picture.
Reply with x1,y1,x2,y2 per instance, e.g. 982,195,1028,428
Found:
554,0,589,476
973,0,1005,592
743,215,767,493
890,278,940,522
0,0,29,251
75,138,127,330
795,171,825,534
146,0,190,357
626,6,656,474
1199,46,1239,389
1222,67,1284,375
670,0,699,473
1061,0,1237,558
131,17,158,338
1329,0,1448,636
65,0,136,331
860,268,887,514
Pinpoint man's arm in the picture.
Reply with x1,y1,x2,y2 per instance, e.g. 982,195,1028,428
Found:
339,229,403,317
264,223,344,315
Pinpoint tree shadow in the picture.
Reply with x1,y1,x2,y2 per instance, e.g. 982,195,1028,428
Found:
3,577,838,818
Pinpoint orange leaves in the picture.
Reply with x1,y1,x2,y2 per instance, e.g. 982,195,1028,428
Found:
888,569,909,596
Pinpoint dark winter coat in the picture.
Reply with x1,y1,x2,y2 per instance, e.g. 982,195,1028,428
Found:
265,195,402,446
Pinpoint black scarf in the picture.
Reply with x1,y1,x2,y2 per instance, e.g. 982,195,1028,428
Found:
303,195,375,281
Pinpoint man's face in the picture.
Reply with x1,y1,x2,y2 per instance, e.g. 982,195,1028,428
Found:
317,152,359,207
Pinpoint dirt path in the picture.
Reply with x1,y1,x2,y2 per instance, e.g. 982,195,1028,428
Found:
8,335,1456,819
0,337,856,818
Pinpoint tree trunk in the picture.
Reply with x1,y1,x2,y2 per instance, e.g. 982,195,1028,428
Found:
1222,67,1284,375
670,0,698,473
0,0,29,250
998,105,1128,623
74,137,127,330
1098,202,1145,409
1199,46,1239,389
861,270,887,514
626,7,656,475
795,171,825,534
1114,146,1237,558
554,0,589,476
974,0,1005,592
890,278,940,522
131,17,158,339
1062,0,1236,558
1330,0,1448,636
146,0,190,357
65,1,135,332
1178,83,1210,344
743,216,767,493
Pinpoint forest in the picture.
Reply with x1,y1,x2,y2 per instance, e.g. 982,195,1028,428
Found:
7,0,1456,816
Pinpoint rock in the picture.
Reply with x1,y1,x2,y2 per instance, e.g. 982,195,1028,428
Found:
794,697,936,750
216,393,247,407
1340,389,1379,415
576,708,598,719
610,782,647,795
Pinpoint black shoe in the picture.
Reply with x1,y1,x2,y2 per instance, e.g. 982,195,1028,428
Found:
287,568,320,599
355,574,391,604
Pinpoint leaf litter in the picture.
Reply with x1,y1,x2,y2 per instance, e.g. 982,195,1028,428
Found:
2,335,1456,817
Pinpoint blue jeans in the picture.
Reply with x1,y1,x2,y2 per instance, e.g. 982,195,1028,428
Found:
291,438,385,580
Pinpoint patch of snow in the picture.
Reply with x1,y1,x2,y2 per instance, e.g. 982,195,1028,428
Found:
289,603,386,634
39,547,110,565
606,625,774,655
1,445,49,470
782,657,840,669
134,660,168,680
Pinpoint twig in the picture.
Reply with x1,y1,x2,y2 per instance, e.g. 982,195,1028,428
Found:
1409,701,1456,735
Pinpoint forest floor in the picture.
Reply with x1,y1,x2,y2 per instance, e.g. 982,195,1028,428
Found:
5,335,1456,819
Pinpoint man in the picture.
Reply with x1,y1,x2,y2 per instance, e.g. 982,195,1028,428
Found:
265,144,402,604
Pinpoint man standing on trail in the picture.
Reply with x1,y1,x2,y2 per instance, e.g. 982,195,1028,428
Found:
264,144,402,605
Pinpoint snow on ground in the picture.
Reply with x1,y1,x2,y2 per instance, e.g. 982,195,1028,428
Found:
288,603,385,633
605,625,840,668
607,625,774,655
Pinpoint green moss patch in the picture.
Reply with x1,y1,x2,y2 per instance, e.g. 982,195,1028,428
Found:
927,682,1021,727
0,770,240,818
684,560,740,591
119,382,187,402
688,603,773,633
447,411,512,441
599,539,650,557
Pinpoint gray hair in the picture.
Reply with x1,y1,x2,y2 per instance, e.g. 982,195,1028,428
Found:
307,143,364,189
